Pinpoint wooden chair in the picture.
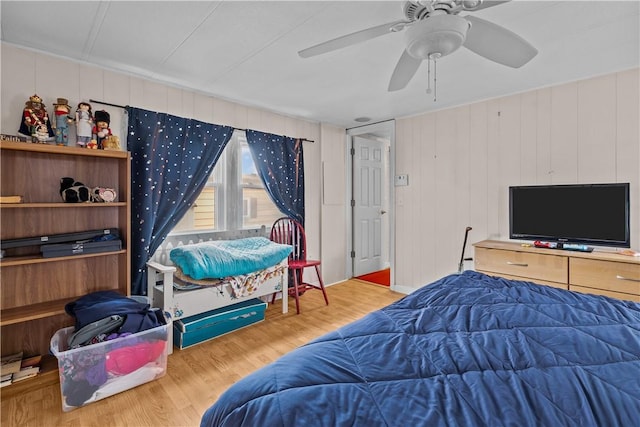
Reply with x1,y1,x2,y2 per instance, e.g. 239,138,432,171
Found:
270,217,329,314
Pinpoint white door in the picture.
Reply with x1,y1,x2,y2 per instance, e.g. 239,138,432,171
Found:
353,136,386,277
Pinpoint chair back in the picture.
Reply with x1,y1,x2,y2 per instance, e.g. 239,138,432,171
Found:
270,217,307,262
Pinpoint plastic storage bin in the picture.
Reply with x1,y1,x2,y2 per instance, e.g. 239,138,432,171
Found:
50,310,170,411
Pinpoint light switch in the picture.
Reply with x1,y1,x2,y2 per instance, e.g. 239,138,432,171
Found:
395,174,409,187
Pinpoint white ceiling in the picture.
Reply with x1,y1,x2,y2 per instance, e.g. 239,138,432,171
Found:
1,1,638,129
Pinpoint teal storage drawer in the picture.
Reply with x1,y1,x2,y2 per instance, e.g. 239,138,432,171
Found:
173,298,267,349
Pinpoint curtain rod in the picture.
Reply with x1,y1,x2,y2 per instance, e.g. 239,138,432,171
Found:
89,99,315,143
89,99,128,109
234,128,314,143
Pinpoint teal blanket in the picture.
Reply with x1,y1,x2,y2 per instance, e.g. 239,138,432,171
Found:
169,237,292,280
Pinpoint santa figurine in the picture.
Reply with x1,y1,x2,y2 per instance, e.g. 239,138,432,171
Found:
19,94,54,141
91,110,112,149
52,98,73,146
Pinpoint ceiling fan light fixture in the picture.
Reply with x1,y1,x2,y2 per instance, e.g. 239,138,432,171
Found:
462,0,483,10
405,14,470,59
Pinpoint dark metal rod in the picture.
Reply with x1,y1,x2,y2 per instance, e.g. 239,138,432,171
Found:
234,127,314,143
89,99,128,109
88,101,314,143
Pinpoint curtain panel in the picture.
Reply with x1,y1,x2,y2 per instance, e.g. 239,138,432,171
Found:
245,130,305,226
127,107,233,294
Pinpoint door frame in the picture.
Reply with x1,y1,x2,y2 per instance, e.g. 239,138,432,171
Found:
345,120,396,290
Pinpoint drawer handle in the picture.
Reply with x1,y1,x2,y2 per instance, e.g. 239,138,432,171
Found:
616,275,640,283
506,262,528,267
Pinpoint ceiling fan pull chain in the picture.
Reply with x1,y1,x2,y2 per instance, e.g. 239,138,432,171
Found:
426,58,432,94
433,56,437,102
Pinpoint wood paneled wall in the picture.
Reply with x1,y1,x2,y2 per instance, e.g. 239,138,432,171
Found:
395,68,640,291
2,44,637,294
0,43,330,286
320,123,348,285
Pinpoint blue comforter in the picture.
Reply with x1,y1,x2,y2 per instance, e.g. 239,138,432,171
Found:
170,237,292,279
201,270,640,427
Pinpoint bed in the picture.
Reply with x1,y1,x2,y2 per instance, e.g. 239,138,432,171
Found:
146,237,292,352
200,270,640,426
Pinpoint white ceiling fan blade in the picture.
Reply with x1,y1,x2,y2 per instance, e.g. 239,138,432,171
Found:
465,0,511,12
462,15,538,68
388,49,422,92
299,19,409,58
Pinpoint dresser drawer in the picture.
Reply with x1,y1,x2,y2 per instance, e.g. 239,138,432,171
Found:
483,272,568,290
475,247,568,283
569,285,640,303
570,258,640,296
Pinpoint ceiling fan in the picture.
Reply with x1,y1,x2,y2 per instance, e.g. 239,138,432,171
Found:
298,0,538,93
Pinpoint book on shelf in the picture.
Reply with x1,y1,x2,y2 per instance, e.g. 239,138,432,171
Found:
1,352,23,376
0,353,42,386
0,195,23,204
0,134,31,143
12,366,40,382
1,373,13,387
20,355,42,369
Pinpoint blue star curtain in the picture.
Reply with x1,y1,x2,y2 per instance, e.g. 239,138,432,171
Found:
127,107,233,294
245,130,305,225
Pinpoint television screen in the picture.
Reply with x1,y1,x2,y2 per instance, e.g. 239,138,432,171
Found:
509,183,630,248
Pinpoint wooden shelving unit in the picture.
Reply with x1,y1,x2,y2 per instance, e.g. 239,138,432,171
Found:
0,139,131,394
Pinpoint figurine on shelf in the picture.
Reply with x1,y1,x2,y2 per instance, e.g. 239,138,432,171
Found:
91,110,112,150
34,123,51,143
75,102,93,148
18,94,54,141
90,187,117,203
102,135,121,151
60,177,91,203
52,98,74,146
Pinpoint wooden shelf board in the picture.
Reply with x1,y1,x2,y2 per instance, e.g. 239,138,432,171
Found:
1,297,78,325
1,202,126,208
0,249,126,267
0,139,128,159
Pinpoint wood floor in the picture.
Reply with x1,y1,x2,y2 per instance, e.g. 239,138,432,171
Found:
1,280,404,427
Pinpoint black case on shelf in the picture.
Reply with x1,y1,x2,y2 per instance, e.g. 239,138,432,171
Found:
41,239,122,258
1,228,119,250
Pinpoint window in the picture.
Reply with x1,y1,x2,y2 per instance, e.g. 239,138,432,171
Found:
170,130,282,234
243,197,257,219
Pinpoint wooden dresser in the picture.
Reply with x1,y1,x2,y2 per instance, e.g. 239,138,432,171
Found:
473,240,640,302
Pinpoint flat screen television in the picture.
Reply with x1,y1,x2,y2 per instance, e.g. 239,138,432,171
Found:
509,183,630,248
